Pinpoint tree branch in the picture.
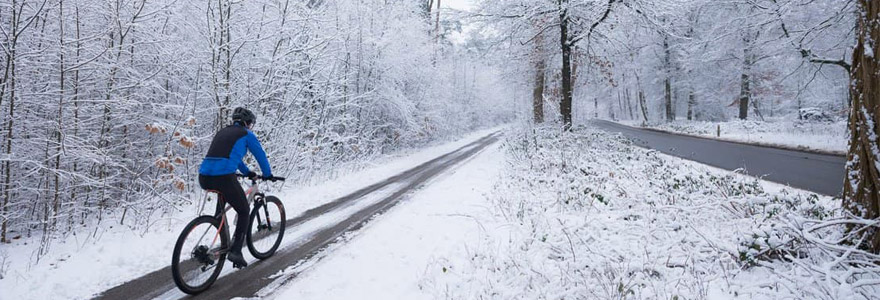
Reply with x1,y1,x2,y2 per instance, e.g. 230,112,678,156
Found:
569,0,617,45
801,49,851,72
771,0,852,72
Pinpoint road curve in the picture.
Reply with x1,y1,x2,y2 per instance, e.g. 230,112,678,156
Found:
93,132,500,300
591,120,846,196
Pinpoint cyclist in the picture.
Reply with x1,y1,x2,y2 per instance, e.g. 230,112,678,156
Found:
198,107,273,268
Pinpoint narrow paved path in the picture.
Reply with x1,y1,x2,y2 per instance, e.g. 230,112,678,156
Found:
93,133,500,300
591,120,846,196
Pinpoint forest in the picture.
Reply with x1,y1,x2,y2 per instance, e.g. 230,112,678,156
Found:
0,0,517,250
3,0,880,298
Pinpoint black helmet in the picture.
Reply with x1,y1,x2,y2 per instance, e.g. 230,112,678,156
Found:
232,107,256,126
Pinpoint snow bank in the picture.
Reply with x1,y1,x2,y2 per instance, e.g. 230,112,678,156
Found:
422,124,878,299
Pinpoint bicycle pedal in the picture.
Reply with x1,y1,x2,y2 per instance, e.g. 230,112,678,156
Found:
233,262,247,269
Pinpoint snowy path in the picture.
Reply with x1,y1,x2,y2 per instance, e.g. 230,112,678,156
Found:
592,120,846,196
92,132,500,300
268,137,504,300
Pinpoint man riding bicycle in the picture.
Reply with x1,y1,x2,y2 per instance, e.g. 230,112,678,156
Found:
198,107,272,268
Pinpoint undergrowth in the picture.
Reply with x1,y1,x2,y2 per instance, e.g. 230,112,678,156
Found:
422,124,878,300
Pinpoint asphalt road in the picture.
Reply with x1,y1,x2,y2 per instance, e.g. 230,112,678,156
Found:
93,132,500,300
591,120,846,196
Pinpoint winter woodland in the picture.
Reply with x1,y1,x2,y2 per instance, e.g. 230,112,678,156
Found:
2,0,880,299
0,0,515,250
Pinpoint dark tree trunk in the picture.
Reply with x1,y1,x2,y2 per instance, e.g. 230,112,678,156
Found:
434,0,441,43
844,0,880,253
1,0,22,244
636,74,648,123
739,33,752,120
663,35,674,122
53,0,65,230
558,0,573,130
687,92,695,120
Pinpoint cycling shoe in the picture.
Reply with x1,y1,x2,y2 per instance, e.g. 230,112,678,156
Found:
227,251,248,268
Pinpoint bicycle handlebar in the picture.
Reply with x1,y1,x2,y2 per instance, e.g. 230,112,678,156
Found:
235,173,286,182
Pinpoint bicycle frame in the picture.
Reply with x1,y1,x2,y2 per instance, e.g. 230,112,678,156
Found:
197,178,267,256
202,179,265,218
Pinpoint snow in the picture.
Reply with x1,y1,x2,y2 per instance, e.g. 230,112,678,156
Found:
414,124,876,299
0,126,502,300
279,126,503,219
619,119,847,155
256,124,875,300
267,141,504,300
3,121,874,300
153,180,409,300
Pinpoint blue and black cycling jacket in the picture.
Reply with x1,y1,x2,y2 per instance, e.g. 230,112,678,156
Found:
199,123,272,177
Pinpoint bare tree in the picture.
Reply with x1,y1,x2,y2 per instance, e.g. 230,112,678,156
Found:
0,0,516,253
1,0,48,243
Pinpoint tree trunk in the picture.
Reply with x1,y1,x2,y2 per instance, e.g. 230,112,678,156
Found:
739,33,752,120
533,33,545,124
558,0,573,130
844,0,880,253
593,97,598,118
70,4,81,228
636,73,648,123
433,0,441,43
663,34,674,122
1,0,22,244
639,90,648,123
617,91,623,120
426,0,433,19
687,91,695,120
212,0,233,129
53,0,65,230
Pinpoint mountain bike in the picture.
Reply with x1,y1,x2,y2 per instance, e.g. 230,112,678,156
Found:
171,174,286,295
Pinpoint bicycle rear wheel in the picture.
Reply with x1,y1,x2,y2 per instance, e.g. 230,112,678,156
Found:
246,196,286,259
171,216,228,295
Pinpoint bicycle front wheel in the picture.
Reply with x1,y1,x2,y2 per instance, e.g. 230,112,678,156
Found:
246,196,286,259
171,216,228,295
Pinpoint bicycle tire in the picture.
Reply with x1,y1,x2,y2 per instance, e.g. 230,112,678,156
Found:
246,196,286,259
171,215,228,295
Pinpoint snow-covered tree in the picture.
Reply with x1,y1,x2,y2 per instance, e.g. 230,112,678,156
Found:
845,0,880,253
0,0,514,249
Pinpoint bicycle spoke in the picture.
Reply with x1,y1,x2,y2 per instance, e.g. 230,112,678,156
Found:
172,217,227,294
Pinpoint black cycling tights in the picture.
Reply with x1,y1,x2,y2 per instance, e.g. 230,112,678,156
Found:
199,174,249,254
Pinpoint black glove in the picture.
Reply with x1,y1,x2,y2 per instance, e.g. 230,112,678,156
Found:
247,171,258,179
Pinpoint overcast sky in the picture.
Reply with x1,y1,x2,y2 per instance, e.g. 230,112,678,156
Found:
442,0,475,11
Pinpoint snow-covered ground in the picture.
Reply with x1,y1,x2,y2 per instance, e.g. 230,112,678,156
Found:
418,124,875,299
263,124,875,300
619,119,847,154
0,127,500,300
4,123,874,300
268,141,504,300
